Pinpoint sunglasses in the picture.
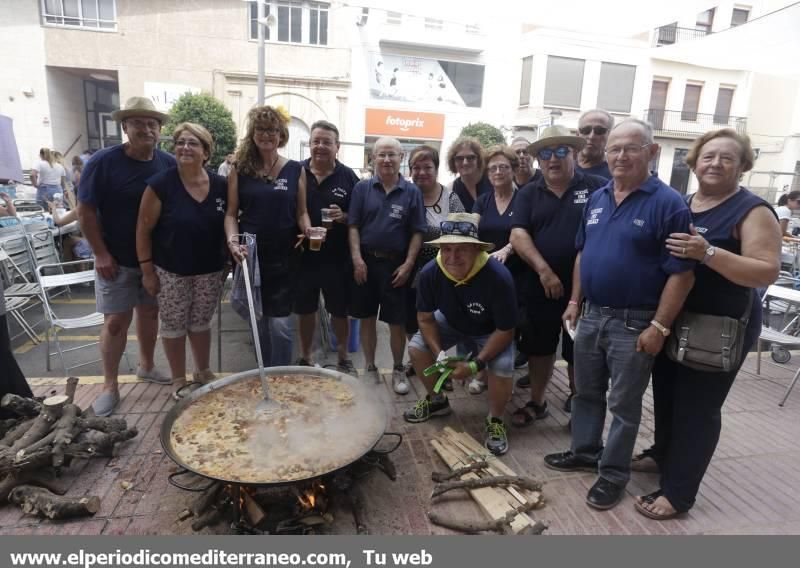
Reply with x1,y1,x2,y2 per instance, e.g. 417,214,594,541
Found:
578,125,609,136
454,155,478,164
440,221,479,239
537,146,572,161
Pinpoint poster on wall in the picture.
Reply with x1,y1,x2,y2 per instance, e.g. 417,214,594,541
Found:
369,53,484,107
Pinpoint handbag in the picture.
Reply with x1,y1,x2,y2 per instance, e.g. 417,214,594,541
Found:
665,289,753,372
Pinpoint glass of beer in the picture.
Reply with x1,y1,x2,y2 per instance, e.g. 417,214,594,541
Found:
321,208,334,229
308,227,326,251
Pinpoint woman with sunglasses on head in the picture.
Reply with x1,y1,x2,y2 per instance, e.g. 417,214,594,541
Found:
446,136,492,212
469,145,523,394
404,146,465,383
575,109,614,181
136,123,228,394
224,106,311,368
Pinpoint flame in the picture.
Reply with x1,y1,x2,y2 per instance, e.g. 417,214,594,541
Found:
297,480,326,511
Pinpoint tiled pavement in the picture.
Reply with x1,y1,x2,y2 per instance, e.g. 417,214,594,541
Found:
2,354,800,535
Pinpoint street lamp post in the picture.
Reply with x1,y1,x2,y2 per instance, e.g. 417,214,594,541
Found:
257,1,265,105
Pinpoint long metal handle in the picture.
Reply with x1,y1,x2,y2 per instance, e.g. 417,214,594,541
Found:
241,256,270,402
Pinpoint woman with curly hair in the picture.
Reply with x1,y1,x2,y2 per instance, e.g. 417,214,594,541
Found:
446,136,491,212
224,105,311,366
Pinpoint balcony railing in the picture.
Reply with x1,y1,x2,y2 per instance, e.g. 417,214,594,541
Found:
653,25,711,46
644,109,747,138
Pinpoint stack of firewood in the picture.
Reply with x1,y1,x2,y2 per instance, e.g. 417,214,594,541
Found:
0,378,138,520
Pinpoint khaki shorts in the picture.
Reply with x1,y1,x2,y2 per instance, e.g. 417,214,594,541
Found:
95,265,157,314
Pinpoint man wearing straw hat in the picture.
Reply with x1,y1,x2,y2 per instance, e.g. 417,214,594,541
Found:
78,96,176,417
403,212,517,455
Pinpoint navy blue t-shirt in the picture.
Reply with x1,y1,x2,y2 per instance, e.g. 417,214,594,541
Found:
303,159,359,260
147,168,228,276
513,172,607,297
417,257,517,336
78,144,176,267
576,161,612,180
452,175,492,213
238,160,303,252
472,190,523,276
576,175,694,308
349,176,427,254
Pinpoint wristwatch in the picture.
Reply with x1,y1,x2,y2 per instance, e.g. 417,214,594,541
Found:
650,319,670,337
701,245,716,265
472,357,487,372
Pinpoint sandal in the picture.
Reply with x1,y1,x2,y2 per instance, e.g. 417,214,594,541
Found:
511,401,549,427
634,491,681,521
631,450,660,473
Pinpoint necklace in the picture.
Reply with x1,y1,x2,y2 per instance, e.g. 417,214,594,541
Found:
260,155,280,183
425,185,444,214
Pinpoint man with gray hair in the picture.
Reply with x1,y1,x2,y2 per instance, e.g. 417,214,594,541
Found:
510,136,541,189
544,119,695,511
575,109,614,180
348,137,426,394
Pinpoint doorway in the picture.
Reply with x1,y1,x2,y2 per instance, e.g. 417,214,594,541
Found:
669,148,690,194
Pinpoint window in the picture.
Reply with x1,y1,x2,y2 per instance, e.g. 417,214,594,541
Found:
696,7,715,34
519,56,533,107
731,7,750,26
543,56,585,108
714,86,735,124
41,0,116,30
648,79,669,129
657,21,678,45
248,1,328,45
597,62,636,113
386,11,402,25
681,83,703,121
425,18,443,31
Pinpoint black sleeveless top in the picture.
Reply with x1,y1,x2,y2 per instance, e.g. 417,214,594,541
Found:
685,188,775,345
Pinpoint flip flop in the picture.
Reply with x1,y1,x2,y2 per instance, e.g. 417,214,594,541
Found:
634,491,681,520
511,401,548,427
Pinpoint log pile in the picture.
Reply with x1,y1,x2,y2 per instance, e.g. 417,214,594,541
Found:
428,427,548,535
0,378,138,520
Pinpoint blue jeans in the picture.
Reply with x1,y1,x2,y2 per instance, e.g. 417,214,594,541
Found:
255,316,294,367
571,309,656,486
36,184,60,209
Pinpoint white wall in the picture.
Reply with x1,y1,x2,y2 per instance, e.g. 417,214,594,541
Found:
46,68,89,164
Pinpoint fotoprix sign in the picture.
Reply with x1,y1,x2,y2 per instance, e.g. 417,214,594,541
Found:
365,109,445,140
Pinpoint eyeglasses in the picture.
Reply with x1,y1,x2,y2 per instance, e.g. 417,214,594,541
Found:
126,118,161,130
175,139,202,148
487,163,512,173
454,154,478,164
440,220,479,239
254,126,280,136
605,143,651,157
537,146,571,161
578,125,609,136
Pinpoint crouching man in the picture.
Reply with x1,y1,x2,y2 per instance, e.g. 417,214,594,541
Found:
403,213,517,455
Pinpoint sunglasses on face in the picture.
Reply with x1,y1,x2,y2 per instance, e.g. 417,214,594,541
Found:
440,221,479,239
254,126,280,136
578,125,609,136
454,155,478,164
537,146,571,161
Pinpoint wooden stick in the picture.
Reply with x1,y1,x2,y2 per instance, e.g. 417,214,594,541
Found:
431,461,489,482
8,485,100,520
432,475,543,498
0,395,41,418
64,377,80,405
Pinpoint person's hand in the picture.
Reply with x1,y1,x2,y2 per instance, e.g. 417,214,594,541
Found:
391,262,413,287
446,360,474,382
0,191,11,205
562,303,580,333
353,257,367,285
636,325,665,355
490,246,510,264
295,232,306,249
539,269,564,299
94,251,118,281
666,224,707,261
328,204,346,223
227,239,247,265
141,270,160,297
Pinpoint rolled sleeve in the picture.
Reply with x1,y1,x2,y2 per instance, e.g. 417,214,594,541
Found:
660,206,696,274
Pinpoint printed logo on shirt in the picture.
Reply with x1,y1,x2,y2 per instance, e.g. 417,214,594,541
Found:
633,218,645,228
587,207,603,226
215,197,226,213
274,178,288,191
389,204,405,219
467,302,486,316
332,187,348,200
694,226,709,234
573,189,589,204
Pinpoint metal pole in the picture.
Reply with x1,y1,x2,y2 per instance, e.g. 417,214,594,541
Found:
257,0,265,105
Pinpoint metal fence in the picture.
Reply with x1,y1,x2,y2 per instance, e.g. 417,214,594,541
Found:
653,25,711,46
644,109,747,138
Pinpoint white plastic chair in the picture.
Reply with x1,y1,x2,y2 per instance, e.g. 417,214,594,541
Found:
758,285,800,406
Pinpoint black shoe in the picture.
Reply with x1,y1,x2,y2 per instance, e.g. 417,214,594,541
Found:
515,375,531,388
543,451,598,473
514,351,528,369
586,477,625,510
295,357,313,366
442,378,454,391
485,417,509,455
563,393,573,413
403,395,451,423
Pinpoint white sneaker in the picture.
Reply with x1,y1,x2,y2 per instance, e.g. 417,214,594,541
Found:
468,376,486,394
392,365,410,395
